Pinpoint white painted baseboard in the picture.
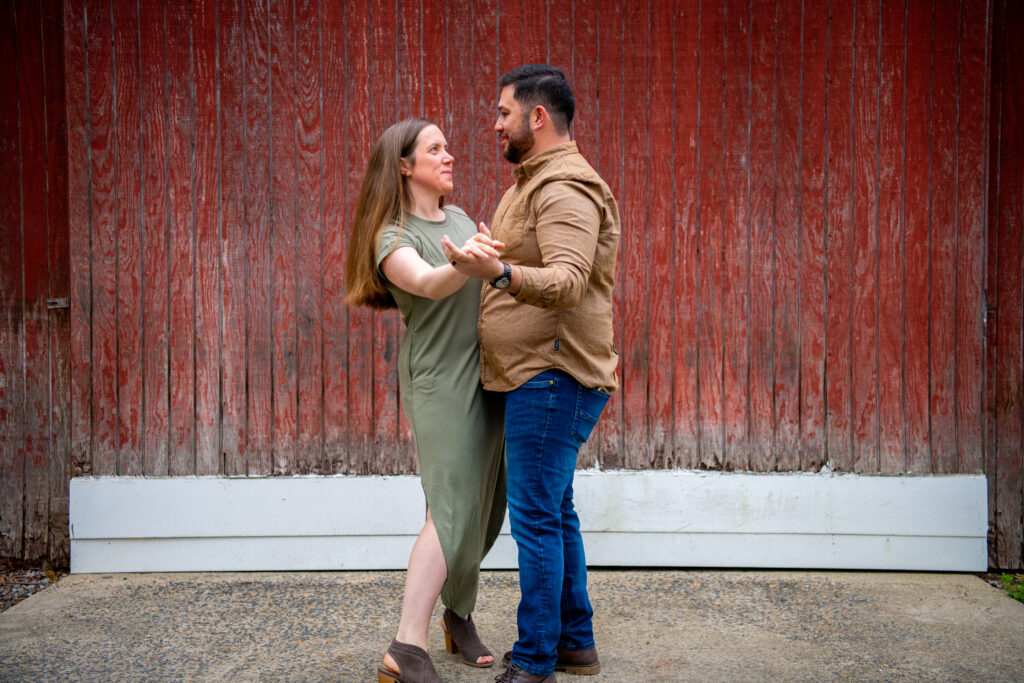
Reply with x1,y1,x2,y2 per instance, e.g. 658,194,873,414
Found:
70,471,988,573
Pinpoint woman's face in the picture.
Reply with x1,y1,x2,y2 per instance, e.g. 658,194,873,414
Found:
403,125,454,197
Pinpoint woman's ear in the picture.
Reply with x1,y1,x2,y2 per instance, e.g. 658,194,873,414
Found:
399,158,412,176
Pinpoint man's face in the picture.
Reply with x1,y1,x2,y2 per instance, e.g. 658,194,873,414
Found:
495,85,535,164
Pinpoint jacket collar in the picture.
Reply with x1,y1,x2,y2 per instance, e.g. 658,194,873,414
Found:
513,141,578,185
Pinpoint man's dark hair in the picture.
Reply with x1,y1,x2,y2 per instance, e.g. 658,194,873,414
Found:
499,64,575,134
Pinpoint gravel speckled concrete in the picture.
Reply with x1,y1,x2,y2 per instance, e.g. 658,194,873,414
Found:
1,570,1022,681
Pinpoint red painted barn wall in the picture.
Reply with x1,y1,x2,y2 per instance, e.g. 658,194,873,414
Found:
3,0,1022,568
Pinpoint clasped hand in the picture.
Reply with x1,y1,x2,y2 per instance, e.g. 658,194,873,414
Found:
441,223,506,281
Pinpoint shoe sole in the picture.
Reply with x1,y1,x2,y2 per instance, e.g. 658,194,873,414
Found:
500,655,601,676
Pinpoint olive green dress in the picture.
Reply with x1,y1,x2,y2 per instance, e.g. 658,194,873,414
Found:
376,206,506,617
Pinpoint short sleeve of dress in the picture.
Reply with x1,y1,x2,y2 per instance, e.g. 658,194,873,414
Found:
376,223,421,271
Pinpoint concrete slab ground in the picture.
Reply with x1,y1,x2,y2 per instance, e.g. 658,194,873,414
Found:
1,570,1022,682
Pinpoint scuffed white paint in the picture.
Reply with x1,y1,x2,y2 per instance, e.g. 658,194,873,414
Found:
70,470,988,573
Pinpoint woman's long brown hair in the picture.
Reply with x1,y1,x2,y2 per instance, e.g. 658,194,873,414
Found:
344,118,441,309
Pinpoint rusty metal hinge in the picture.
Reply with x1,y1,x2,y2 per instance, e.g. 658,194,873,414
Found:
46,298,70,310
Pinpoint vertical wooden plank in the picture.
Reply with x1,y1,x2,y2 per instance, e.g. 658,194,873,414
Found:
994,0,1023,570
877,0,907,473
824,0,854,471
498,0,523,73
749,0,776,470
395,0,419,120
697,0,725,469
672,0,701,468
86,0,118,476
139,0,170,476
43,0,71,565
218,0,247,476
166,0,196,475
322,0,349,473
596,0,624,468
548,0,573,74
245,0,272,476
956,0,988,474
773,0,802,471
270,0,298,473
369,0,402,472
851,0,880,472
620,0,651,468
722,0,751,470
295,0,324,473
112,0,143,476
420,0,447,123
986,0,1004,570
573,0,601,468
799,0,828,471
392,0,418,464
65,0,92,480
13,0,51,560
522,0,546,62
648,0,675,467
345,0,373,473
904,0,933,473
193,0,221,475
0,0,25,558
468,0,497,244
928,0,959,473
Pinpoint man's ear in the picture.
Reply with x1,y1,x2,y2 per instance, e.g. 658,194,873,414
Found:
531,105,547,130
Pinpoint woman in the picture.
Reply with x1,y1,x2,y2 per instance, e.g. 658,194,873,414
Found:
345,118,507,683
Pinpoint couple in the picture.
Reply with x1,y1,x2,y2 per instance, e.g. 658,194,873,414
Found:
345,65,620,683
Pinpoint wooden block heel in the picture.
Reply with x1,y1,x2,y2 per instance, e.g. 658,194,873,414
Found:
443,629,458,654
377,667,400,683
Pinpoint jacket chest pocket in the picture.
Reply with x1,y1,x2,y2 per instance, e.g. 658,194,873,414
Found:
494,194,531,253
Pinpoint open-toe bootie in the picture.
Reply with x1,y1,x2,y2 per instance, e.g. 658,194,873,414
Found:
377,639,441,683
442,608,494,668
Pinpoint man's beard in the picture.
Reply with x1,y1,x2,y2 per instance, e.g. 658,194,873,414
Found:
501,119,534,163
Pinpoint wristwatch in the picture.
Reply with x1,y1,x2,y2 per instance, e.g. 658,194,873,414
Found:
490,262,512,290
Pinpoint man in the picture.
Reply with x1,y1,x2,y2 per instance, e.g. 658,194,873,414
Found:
442,64,620,683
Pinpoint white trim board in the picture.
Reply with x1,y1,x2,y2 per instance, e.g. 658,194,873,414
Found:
69,471,988,573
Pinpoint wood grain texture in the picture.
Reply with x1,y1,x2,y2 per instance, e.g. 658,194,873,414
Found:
18,0,1018,568
698,0,725,469
165,0,196,476
620,0,651,468
671,0,701,469
825,0,855,471
322,0,350,473
877,0,907,474
219,0,247,477
721,0,751,471
139,0,170,476
43,0,71,565
851,0,880,473
773,0,802,472
1,0,25,558
799,0,828,472
595,0,624,468
112,0,144,476
749,0,776,470
993,0,1023,568
903,0,933,473
648,0,675,467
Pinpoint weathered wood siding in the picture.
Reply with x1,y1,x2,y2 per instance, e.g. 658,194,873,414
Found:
987,0,1024,569
2,0,1023,568
0,0,70,565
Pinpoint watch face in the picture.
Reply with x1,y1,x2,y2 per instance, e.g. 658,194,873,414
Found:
493,277,511,290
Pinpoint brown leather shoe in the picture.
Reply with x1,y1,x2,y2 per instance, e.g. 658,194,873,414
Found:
502,647,600,676
493,662,557,682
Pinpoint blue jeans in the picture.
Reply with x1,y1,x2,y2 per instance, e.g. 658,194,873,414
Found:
505,369,610,676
